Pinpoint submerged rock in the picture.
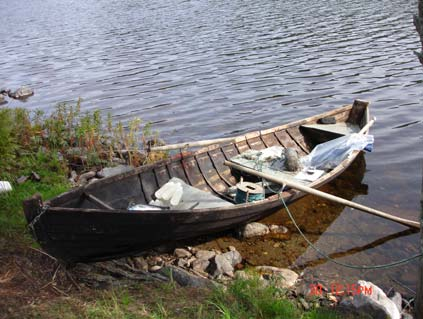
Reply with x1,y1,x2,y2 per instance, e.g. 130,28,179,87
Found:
269,225,288,234
340,280,400,319
9,86,34,100
240,222,270,238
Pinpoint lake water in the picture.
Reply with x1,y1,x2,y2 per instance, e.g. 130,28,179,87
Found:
1,0,422,295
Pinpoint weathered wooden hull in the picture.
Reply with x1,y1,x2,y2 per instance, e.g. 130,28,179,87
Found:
24,100,370,263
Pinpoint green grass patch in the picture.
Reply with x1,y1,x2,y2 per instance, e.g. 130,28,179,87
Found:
0,151,70,238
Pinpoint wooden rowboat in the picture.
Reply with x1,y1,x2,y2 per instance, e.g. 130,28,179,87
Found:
23,100,370,263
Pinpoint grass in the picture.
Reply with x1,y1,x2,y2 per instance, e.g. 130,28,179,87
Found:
0,150,69,238
0,101,166,238
22,277,364,319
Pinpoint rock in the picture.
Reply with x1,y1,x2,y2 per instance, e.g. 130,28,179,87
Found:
255,266,298,289
79,171,96,181
388,291,402,313
221,250,242,267
97,165,133,179
234,270,256,281
208,254,234,278
240,222,270,238
195,250,216,261
9,86,34,100
177,258,189,268
192,259,210,273
31,171,41,182
16,175,29,184
159,266,213,288
340,280,400,319
285,148,301,172
0,94,6,105
149,265,162,272
70,170,78,180
299,297,310,310
269,225,288,234
174,248,192,259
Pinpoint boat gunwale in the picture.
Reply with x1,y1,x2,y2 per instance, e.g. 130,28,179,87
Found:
45,102,369,213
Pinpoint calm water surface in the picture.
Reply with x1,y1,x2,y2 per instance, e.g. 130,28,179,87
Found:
1,0,422,293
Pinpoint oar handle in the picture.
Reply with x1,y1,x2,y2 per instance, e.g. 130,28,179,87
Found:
359,117,376,135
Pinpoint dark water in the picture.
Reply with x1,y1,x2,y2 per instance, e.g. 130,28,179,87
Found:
1,0,422,294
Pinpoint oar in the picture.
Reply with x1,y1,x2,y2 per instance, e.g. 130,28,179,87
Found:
224,160,420,229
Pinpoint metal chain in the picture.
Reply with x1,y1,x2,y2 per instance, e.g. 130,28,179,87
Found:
28,204,49,242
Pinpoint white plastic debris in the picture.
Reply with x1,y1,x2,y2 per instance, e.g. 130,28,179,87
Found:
128,203,162,211
170,184,183,206
154,181,184,207
0,181,12,194
301,134,374,170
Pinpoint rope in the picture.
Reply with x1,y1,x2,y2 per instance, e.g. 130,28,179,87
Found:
278,190,422,270
250,150,422,270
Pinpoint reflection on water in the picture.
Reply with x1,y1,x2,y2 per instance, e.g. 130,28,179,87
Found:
0,0,422,293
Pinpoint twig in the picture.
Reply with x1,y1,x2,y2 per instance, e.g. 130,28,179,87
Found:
29,247,57,262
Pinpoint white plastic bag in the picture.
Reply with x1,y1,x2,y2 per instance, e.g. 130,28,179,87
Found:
301,134,374,170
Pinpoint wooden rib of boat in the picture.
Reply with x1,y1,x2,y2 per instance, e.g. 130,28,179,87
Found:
23,100,370,263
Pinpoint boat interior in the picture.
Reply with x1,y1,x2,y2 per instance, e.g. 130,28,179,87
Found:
48,102,369,212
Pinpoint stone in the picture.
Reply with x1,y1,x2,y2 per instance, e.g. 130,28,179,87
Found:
159,266,213,288
16,175,29,184
388,291,402,313
299,298,310,310
192,259,210,273
234,270,256,281
255,266,298,289
340,280,400,319
285,148,301,172
0,94,6,105
97,165,133,178
174,248,192,259
195,250,216,261
240,222,269,238
221,250,242,267
177,258,189,268
209,254,234,278
149,265,162,272
9,86,34,100
30,171,41,182
269,225,288,234
79,171,96,181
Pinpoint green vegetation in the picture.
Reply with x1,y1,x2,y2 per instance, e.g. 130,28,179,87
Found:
23,277,360,319
0,101,165,237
